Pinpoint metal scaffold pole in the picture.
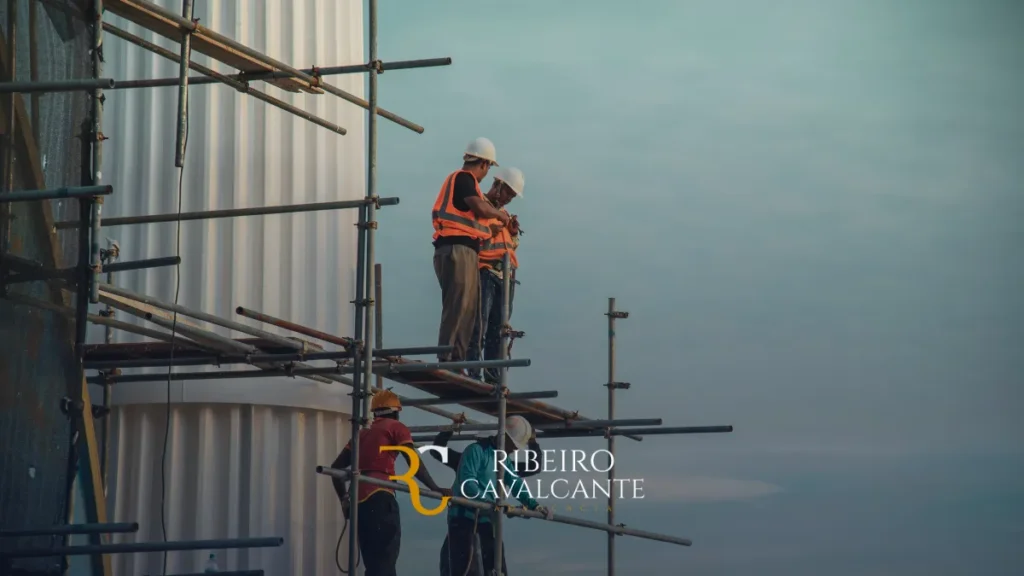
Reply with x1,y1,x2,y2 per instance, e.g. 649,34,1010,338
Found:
174,0,194,169
88,0,105,304
606,297,628,576
0,0,17,271
362,0,379,426
374,263,383,391
344,0,380,570
493,251,512,575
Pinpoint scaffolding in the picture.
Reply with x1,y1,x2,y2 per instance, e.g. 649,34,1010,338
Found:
0,0,734,574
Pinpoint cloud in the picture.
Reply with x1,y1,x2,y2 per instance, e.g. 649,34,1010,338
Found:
638,476,783,503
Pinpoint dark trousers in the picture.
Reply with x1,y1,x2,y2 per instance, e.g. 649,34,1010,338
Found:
443,517,508,576
467,270,514,383
434,244,480,362
358,491,402,576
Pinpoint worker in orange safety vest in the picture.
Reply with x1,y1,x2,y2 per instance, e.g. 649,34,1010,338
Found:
432,138,511,369
467,167,524,383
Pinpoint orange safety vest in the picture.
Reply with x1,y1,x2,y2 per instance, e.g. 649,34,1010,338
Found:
432,170,492,242
479,208,519,270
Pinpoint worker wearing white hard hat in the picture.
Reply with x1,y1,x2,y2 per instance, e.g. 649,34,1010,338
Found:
467,166,525,383
432,419,542,576
431,138,512,368
445,415,552,575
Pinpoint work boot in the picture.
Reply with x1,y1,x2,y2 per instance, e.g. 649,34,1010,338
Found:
483,369,501,385
466,369,482,381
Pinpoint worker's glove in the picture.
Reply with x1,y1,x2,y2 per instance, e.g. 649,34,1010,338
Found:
340,498,351,520
534,505,554,520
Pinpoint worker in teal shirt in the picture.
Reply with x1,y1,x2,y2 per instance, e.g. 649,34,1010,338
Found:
444,415,553,576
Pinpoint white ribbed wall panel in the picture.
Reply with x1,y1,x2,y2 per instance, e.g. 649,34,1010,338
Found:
106,403,352,575
97,0,365,411
96,3,364,575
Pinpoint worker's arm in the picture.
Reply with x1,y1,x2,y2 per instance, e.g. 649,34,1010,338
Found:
330,445,352,505
453,172,509,223
467,195,510,223
430,430,463,471
399,443,451,496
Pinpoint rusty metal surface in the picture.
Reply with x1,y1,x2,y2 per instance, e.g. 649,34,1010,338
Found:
0,1,92,571
380,355,595,425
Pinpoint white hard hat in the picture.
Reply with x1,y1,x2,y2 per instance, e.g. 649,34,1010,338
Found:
464,137,498,166
494,167,524,198
504,415,533,450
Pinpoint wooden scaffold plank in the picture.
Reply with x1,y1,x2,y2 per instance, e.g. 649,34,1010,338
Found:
105,0,324,94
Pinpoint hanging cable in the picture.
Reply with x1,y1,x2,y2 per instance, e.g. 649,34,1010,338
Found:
160,95,189,576
334,509,361,574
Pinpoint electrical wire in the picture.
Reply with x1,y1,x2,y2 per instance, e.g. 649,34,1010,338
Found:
334,518,357,573
160,111,188,575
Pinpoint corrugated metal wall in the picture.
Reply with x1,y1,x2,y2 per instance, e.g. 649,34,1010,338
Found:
106,403,352,575
1,1,91,572
95,1,366,574
97,0,365,375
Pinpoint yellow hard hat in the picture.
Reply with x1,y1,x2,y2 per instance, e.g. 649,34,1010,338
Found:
371,389,402,413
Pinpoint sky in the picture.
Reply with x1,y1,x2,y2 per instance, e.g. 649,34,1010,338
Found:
365,0,1023,574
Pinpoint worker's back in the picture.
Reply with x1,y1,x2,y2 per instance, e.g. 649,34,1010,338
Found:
354,416,413,502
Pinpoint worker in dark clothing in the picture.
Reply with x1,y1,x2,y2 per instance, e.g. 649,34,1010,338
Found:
431,137,511,368
331,390,452,576
431,423,544,576
467,167,525,384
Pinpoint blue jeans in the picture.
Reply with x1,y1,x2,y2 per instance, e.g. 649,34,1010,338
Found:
467,270,514,382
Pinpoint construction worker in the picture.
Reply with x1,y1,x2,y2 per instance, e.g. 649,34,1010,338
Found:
432,138,511,369
430,422,542,576
330,390,452,576
466,167,524,383
445,415,553,576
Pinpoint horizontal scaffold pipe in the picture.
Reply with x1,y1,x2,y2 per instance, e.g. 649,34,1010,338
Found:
404,418,663,434
109,57,453,89
315,467,692,547
0,78,115,94
162,571,264,576
87,358,530,385
0,184,111,202
81,345,448,371
400,391,558,407
102,0,429,133
2,537,284,559
3,256,180,284
0,522,139,538
103,22,344,136
54,197,399,229
410,425,734,443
